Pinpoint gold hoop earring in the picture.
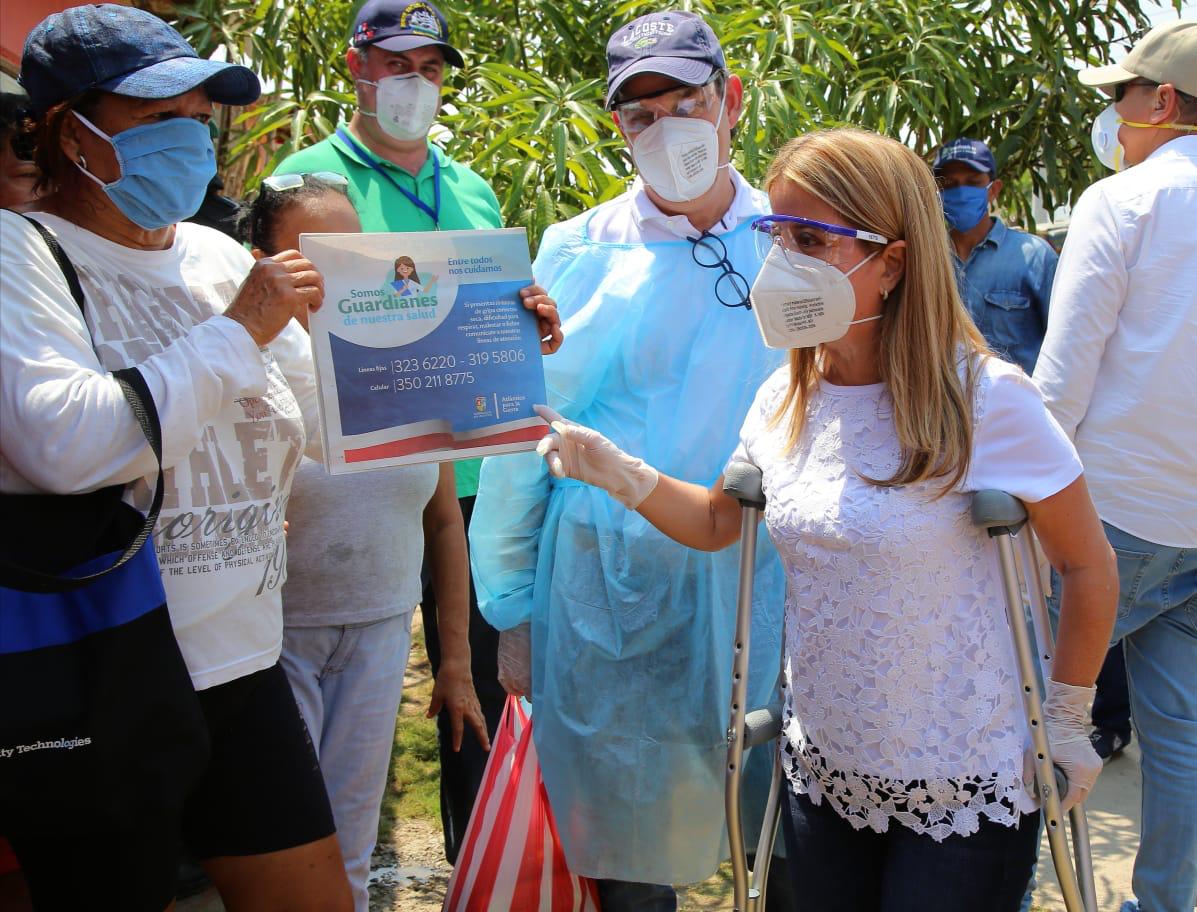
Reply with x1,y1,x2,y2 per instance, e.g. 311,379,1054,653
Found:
881,287,889,301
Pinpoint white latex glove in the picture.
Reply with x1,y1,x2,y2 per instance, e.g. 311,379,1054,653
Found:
497,622,532,698
534,405,659,511
1038,679,1102,812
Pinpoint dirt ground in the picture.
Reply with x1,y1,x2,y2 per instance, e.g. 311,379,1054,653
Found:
366,818,450,912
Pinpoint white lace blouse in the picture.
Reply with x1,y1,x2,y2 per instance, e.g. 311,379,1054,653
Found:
729,356,1082,841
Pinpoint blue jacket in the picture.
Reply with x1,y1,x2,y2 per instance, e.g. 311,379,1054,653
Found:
954,218,1057,374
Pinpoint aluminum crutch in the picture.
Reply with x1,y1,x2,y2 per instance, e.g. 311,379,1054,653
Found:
723,462,785,912
971,490,1099,912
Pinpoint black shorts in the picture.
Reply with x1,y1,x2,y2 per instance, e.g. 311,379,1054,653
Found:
182,660,335,858
7,662,335,911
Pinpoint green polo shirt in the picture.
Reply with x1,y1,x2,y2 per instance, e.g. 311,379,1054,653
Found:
276,126,503,498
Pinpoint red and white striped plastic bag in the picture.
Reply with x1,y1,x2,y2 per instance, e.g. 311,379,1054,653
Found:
443,695,601,912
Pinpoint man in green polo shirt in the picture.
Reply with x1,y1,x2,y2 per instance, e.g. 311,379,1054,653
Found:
273,0,557,868
274,2,500,244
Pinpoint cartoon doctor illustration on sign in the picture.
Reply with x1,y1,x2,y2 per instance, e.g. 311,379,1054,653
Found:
392,255,428,296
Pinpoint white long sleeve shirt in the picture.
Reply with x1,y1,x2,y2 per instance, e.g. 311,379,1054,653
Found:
1033,135,1197,547
1,211,318,688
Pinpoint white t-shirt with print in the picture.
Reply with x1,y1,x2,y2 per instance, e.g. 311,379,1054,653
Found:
0,211,318,690
729,355,1082,841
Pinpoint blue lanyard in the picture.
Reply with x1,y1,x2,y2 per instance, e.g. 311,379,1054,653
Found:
336,127,441,228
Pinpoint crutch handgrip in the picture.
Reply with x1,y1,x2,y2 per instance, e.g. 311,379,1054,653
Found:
724,462,765,509
1053,765,1069,801
744,703,784,749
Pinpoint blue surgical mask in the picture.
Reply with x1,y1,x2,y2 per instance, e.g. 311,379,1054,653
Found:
73,112,216,230
939,183,992,232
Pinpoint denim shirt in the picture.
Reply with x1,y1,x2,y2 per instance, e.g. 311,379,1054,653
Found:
953,217,1057,374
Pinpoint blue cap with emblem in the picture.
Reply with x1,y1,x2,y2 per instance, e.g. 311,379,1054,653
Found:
932,138,998,178
605,11,726,109
351,0,464,68
20,3,260,116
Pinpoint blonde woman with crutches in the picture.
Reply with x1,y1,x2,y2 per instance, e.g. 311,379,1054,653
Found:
532,128,1118,912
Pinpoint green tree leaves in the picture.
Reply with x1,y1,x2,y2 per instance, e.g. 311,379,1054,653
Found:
166,0,1181,246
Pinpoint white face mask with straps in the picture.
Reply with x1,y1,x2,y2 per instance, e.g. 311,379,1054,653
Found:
1090,100,1197,171
359,73,440,141
749,246,882,349
629,84,728,203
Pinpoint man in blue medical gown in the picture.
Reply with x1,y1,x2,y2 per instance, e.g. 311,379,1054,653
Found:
471,12,786,910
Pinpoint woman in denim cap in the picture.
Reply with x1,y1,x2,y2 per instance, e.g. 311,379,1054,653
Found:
1,6,350,909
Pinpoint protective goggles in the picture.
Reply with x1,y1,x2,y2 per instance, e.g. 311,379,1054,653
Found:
750,215,889,267
613,76,723,136
262,171,350,192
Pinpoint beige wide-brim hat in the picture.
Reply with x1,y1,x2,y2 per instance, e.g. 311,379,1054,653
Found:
1079,19,1197,97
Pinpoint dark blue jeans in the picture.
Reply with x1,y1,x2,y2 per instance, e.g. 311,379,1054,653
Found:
781,790,1039,912
1092,641,1131,734
595,879,676,911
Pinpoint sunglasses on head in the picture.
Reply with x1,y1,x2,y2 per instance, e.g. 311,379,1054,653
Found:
261,171,349,192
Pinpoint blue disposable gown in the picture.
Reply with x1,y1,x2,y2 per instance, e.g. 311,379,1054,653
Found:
470,212,786,884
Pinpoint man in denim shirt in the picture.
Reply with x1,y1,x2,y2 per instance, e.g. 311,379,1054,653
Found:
934,139,1057,374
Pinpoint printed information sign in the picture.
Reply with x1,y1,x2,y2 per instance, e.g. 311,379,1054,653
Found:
301,228,548,474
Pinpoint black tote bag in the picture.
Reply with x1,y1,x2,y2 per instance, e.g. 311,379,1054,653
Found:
0,216,208,847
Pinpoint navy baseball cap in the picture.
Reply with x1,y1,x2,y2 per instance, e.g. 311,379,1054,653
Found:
20,4,260,117
351,0,464,68
605,11,726,109
932,138,998,177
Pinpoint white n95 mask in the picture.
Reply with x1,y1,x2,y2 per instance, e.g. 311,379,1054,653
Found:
1091,103,1126,171
1090,100,1197,171
360,73,440,141
630,94,727,202
749,245,881,349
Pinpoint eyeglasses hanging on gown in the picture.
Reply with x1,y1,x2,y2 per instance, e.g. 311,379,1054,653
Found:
688,231,752,310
